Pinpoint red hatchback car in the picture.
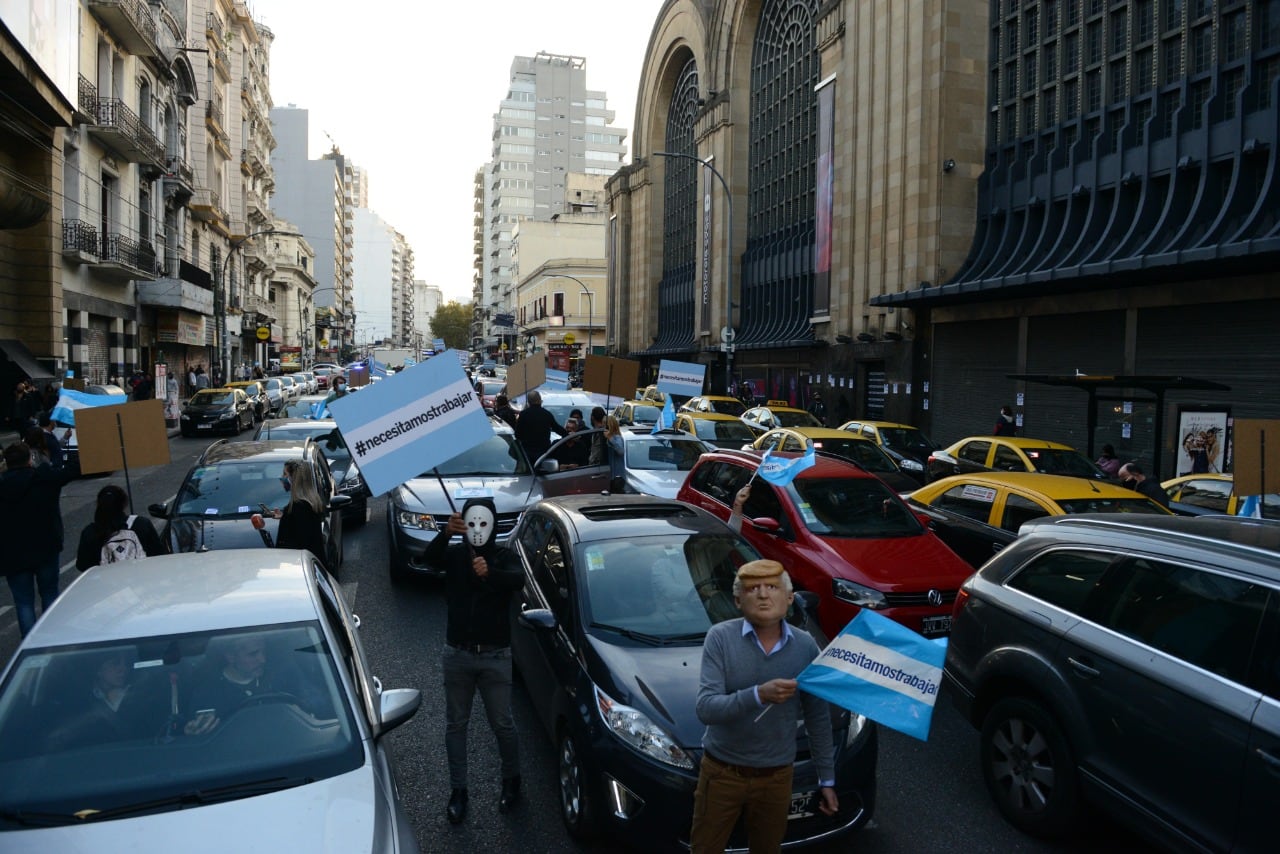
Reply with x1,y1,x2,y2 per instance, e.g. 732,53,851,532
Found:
677,449,974,639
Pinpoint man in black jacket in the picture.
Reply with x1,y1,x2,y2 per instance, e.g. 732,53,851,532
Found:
0,443,80,635
425,496,524,825
513,389,565,464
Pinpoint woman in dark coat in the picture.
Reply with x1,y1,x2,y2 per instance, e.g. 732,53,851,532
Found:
271,458,328,565
76,484,167,570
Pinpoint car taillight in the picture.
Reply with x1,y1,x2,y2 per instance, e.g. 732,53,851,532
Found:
952,586,969,621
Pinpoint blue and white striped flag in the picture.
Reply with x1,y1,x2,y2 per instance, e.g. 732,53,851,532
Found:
1238,494,1264,518
371,358,389,379
756,442,816,486
796,610,947,741
50,388,128,426
651,395,676,434
309,400,329,420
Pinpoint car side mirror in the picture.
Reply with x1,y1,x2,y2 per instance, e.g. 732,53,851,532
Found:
913,509,935,528
377,687,422,734
748,516,784,535
329,494,353,510
149,502,168,518
537,458,560,474
518,607,557,632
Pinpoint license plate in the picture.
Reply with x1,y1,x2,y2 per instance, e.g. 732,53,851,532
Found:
197,423,212,429
787,791,816,820
921,615,952,636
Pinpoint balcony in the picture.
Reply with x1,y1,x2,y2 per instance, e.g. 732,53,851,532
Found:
240,147,252,176
190,188,225,223
137,269,215,315
162,156,195,202
213,46,232,81
76,75,99,124
61,220,99,264
86,98,166,170
245,186,268,221
88,0,159,57
205,101,232,156
94,233,159,281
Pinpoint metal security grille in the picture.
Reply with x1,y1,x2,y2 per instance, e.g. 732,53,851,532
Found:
651,57,700,354
739,0,819,348
87,317,111,384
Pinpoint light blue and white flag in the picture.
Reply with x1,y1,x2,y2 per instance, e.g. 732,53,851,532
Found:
371,358,389,379
797,610,947,741
756,442,816,486
656,359,706,398
1238,494,1264,518
651,395,677,434
544,369,570,390
50,388,128,426
403,358,417,368
309,400,329,420
325,353,490,497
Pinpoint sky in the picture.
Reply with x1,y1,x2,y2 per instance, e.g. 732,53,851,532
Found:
251,0,667,307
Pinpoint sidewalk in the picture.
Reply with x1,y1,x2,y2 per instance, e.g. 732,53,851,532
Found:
0,424,183,452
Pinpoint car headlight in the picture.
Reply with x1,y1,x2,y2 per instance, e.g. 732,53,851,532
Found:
595,685,693,770
219,411,236,420
396,509,439,530
340,472,365,493
899,458,924,472
832,578,888,609
180,414,190,421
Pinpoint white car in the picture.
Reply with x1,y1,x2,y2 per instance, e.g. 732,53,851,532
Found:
0,550,421,852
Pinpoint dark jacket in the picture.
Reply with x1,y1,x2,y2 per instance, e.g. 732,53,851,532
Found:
514,404,565,463
76,513,168,570
0,460,79,576
43,428,64,468
494,403,518,430
1134,478,1171,508
276,501,328,565
424,528,523,647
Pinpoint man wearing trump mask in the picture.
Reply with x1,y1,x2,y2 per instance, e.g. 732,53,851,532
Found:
424,496,524,825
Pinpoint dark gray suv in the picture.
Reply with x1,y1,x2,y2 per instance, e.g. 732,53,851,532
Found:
944,514,1280,852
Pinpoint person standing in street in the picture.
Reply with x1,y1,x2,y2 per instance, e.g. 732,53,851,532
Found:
513,390,566,464
1118,462,1171,508
992,405,1017,436
492,393,518,430
424,497,523,825
0,443,80,636
269,459,329,565
807,392,827,427
691,557,838,853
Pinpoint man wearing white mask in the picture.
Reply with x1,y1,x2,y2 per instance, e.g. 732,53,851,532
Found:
425,496,524,825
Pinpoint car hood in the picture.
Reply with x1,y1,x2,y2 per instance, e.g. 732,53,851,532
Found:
393,475,538,511
585,634,705,748
814,529,972,590
167,517,279,553
624,469,691,499
185,403,235,412
0,765,399,854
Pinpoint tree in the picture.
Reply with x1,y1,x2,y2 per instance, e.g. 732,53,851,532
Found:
430,301,474,351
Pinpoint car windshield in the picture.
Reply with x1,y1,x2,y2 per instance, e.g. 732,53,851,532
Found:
314,368,332,377
791,477,924,538
1024,448,1101,477
191,391,235,406
626,405,661,424
708,399,746,416
429,433,529,476
879,427,935,454
0,624,361,826
265,380,282,390
477,380,505,395
174,460,294,517
692,420,755,443
281,398,327,418
810,438,899,473
1055,497,1169,514
580,534,760,641
775,410,821,428
258,424,349,463
624,437,707,471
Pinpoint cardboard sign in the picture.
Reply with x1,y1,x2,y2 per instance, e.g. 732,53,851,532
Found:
504,355,546,400
62,377,85,391
75,399,170,474
1231,419,1280,496
582,355,640,403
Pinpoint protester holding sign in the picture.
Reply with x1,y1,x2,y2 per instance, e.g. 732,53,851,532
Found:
691,559,837,852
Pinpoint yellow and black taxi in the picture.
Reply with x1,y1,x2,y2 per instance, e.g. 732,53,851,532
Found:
224,380,270,422
179,387,256,437
909,471,1170,568
740,400,822,436
611,399,663,428
838,420,938,485
750,427,919,493
678,394,747,417
1162,473,1280,519
926,435,1105,483
673,412,757,449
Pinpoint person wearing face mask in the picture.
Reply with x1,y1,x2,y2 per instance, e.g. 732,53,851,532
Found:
268,459,328,564
424,497,524,825
323,375,348,405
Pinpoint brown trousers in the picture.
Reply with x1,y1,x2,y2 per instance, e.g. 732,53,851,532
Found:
690,753,794,853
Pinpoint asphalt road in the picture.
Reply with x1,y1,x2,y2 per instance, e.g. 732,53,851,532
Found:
0,432,1159,852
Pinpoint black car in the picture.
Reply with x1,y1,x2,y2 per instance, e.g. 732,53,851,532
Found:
179,388,255,437
149,438,349,573
253,418,368,525
510,494,878,850
944,514,1280,852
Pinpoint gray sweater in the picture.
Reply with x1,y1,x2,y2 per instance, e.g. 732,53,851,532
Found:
696,617,835,783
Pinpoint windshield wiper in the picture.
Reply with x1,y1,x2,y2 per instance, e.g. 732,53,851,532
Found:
589,623,666,644
67,775,316,821
0,808,81,827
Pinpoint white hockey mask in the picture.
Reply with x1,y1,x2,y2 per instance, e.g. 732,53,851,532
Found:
463,503,496,549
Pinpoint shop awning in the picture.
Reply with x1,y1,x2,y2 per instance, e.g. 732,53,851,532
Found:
0,339,55,380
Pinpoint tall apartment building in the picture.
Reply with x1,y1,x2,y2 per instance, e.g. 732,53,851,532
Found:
472,52,628,359
413,280,444,351
353,208,415,348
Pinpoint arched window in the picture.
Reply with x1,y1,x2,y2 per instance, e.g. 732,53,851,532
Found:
740,0,820,346
652,57,701,353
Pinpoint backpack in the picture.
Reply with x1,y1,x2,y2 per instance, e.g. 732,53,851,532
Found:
100,516,145,564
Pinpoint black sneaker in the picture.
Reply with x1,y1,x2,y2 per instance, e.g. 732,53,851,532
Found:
498,776,521,814
447,788,468,824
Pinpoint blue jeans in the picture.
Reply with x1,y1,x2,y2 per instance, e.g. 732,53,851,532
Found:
443,644,520,789
7,555,61,636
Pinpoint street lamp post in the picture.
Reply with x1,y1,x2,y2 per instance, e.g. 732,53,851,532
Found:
548,273,595,363
219,228,300,382
653,151,733,395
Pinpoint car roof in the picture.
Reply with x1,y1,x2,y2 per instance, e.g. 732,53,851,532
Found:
198,438,314,464
917,471,1153,501
22,551,323,648
1162,473,1233,487
679,412,744,422
762,426,864,440
534,494,734,544
839,420,918,430
1019,514,1280,568
948,435,1078,451
692,395,739,402
225,380,261,388
699,447,876,480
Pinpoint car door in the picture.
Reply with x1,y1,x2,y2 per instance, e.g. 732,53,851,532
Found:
311,449,343,567
515,521,578,725
537,429,610,497
1058,556,1266,851
992,444,1028,473
954,440,993,476
1236,597,1280,852
915,482,1008,568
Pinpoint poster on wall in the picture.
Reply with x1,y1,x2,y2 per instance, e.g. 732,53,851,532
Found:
1176,408,1229,476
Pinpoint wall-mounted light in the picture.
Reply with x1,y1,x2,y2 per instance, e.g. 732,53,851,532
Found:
942,159,956,173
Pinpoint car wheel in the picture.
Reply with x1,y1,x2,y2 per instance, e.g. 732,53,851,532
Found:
558,728,597,840
980,697,1080,838
389,550,411,585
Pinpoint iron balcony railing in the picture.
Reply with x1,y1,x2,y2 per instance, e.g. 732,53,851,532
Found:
95,97,165,162
78,75,98,116
100,233,158,274
62,220,99,255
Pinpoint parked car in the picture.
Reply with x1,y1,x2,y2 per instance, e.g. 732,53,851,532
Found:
313,366,341,391
223,380,270,422
673,412,757,449
1161,472,1280,519
149,438,348,573
678,395,747,417
944,514,1280,851
277,375,299,401
909,472,1171,569
60,383,128,470
510,494,877,848
179,388,255,437
254,418,369,525
261,378,286,414
749,426,919,493
838,420,939,485
926,436,1105,483
531,390,599,429
475,378,506,412
294,371,317,394
539,427,712,499
677,448,974,639
0,549,421,853
740,402,823,436
612,400,662,427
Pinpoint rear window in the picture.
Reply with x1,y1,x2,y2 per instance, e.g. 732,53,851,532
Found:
708,399,746,417
1006,549,1116,617
811,438,897,473
775,410,821,428
624,437,707,471
692,420,754,443
1025,448,1101,478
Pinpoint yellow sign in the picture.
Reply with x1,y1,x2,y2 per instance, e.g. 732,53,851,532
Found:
563,333,576,346
255,326,271,341
319,339,328,348
500,342,508,351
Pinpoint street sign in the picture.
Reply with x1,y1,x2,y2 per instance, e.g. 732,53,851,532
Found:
563,333,576,346
320,339,328,348
256,326,270,341
721,326,736,343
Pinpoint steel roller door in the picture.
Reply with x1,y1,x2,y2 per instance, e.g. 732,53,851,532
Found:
930,319,1019,445
1026,311,1126,449
87,316,110,384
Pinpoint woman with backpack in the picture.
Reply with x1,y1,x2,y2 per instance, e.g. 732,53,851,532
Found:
76,485,167,570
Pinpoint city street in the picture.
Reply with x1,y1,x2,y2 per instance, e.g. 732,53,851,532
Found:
0,434,1155,853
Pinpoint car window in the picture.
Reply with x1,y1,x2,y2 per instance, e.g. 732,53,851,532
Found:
759,433,784,451
743,481,786,522
534,530,572,621
933,483,997,524
1001,493,1051,531
175,461,292,516
776,410,820,428
959,441,991,464
688,460,749,506
697,421,753,443
624,437,707,471
1006,549,1117,616
793,478,923,538
1174,479,1233,512
993,446,1027,472
881,427,935,453
1102,558,1271,684
1025,448,1100,477
1055,497,1167,514
710,399,746,416
192,391,235,405
431,433,529,476
517,512,553,561
813,438,897,473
